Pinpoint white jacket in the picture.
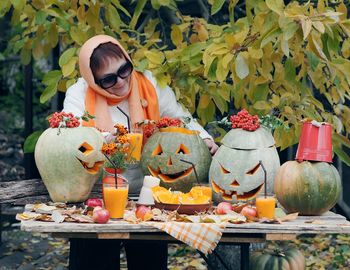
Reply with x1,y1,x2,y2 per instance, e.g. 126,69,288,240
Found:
63,70,212,194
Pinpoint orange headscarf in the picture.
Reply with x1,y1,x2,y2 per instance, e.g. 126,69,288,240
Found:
79,35,160,132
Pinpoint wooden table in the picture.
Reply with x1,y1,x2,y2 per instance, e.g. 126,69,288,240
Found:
21,211,350,270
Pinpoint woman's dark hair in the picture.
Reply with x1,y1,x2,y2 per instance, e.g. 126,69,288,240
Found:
90,42,125,77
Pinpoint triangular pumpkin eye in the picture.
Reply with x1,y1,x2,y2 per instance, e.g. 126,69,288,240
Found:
152,144,163,156
220,164,230,174
175,144,189,154
78,142,93,155
246,163,260,175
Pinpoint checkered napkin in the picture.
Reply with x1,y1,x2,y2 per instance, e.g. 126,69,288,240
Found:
148,221,226,255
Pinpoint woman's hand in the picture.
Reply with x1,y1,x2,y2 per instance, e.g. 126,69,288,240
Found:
203,138,219,155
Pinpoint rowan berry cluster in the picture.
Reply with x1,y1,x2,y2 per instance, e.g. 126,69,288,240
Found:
142,123,157,138
48,112,80,128
156,117,182,129
230,109,260,131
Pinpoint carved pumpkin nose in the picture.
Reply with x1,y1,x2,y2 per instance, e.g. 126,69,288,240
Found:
167,157,173,166
230,180,239,187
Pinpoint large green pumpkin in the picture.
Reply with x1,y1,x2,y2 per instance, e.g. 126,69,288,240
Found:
141,127,212,192
35,127,105,202
250,247,305,270
209,127,280,203
274,160,342,215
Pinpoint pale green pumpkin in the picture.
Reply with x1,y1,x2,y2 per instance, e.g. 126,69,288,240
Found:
141,127,212,192
250,247,305,270
274,161,342,215
35,127,105,202
209,127,280,203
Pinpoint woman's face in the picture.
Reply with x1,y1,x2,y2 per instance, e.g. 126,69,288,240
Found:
94,56,131,96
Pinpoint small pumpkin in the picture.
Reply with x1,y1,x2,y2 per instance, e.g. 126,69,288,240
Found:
250,247,305,270
209,127,280,203
35,127,105,202
274,160,342,215
141,127,212,192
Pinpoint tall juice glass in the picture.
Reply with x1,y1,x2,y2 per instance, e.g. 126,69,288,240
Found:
255,195,276,219
126,128,143,162
103,170,129,219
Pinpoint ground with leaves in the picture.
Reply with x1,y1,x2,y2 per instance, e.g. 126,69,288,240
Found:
1,219,350,270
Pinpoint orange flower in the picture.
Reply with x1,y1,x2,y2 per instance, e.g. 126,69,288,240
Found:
116,135,129,144
114,124,129,135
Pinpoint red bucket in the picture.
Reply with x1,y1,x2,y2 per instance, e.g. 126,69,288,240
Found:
295,121,333,163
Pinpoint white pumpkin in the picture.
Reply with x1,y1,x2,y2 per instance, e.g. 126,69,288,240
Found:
209,127,280,203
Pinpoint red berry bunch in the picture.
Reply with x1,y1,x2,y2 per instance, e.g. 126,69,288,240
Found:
230,109,260,131
156,117,182,129
142,123,156,138
48,112,80,128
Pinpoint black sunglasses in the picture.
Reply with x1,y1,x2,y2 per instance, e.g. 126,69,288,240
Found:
95,61,133,89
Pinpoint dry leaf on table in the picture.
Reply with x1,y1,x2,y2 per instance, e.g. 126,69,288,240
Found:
52,211,65,223
16,212,42,221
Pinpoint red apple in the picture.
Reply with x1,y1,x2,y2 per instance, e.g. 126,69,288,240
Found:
135,205,153,221
240,206,257,218
216,202,234,215
85,198,103,208
92,209,110,224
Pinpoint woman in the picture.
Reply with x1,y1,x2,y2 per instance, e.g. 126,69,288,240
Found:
63,35,218,270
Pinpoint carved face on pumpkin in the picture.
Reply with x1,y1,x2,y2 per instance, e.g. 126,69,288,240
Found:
209,127,280,203
35,127,105,202
141,127,212,192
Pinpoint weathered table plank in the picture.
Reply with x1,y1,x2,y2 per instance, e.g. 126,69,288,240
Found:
21,211,350,236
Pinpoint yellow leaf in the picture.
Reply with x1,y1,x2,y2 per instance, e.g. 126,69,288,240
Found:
253,101,270,110
222,53,234,69
197,24,209,42
284,106,293,115
248,48,263,59
235,53,249,80
233,28,249,44
198,94,211,109
144,50,164,65
312,21,325,34
216,58,229,82
308,34,327,61
317,0,325,13
254,76,269,85
271,95,280,106
170,24,183,46
342,40,350,58
280,38,289,57
62,57,77,77
301,18,312,40
266,0,284,15
337,2,347,21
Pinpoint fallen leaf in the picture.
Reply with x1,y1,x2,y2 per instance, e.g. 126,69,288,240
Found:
52,211,65,223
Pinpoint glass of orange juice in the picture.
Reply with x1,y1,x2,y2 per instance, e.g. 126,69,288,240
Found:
255,194,276,219
103,176,129,219
126,127,143,162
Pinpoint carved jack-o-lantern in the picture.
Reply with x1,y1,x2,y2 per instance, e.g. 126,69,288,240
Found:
141,127,212,192
35,127,105,202
209,127,280,203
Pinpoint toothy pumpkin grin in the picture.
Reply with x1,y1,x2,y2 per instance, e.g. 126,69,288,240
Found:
76,157,104,174
211,180,264,200
148,166,193,183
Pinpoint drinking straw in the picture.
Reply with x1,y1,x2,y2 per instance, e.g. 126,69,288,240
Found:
259,160,267,198
180,159,200,184
117,106,131,132
103,153,118,188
